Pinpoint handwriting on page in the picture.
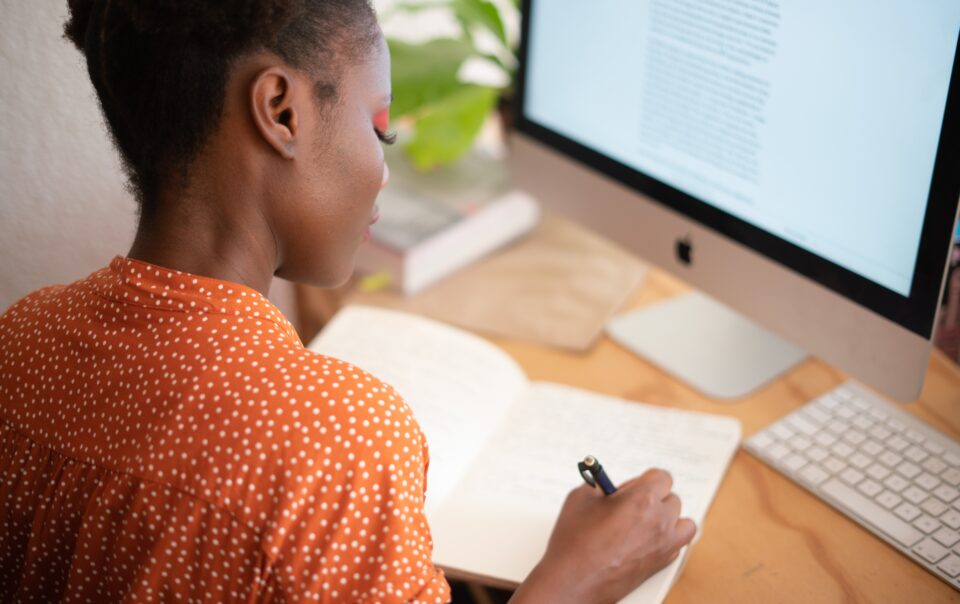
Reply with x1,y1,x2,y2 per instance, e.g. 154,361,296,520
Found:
450,382,741,524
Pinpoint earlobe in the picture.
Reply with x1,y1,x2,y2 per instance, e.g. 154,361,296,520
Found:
250,67,298,159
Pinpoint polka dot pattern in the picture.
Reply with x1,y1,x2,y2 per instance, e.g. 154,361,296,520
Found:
0,257,450,603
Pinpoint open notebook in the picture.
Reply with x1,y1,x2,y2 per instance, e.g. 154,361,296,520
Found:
309,306,741,603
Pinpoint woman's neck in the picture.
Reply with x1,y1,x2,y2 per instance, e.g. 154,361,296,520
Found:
127,184,278,296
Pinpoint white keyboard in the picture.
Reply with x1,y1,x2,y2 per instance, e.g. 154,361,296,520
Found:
743,381,960,590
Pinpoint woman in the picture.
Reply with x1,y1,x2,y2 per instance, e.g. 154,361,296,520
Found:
0,1,695,601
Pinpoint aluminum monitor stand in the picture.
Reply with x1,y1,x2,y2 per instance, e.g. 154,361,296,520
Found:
607,291,807,400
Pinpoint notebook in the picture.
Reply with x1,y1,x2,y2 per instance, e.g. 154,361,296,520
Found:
309,306,741,603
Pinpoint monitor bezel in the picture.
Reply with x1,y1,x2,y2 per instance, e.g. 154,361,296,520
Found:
514,0,960,338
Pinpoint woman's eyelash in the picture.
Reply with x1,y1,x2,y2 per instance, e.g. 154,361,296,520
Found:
375,129,397,145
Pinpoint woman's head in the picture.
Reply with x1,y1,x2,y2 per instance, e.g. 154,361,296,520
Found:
64,0,392,287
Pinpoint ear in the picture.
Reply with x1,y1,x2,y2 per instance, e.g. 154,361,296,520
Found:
250,67,300,159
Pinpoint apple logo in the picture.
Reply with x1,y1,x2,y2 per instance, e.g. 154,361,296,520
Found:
676,236,693,266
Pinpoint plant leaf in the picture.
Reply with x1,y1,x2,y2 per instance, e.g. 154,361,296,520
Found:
388,38,474,118
384,0,453,18
404,85,498,170
452,0,507,46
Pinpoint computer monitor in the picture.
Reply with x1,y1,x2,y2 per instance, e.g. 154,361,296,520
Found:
510,0,960,402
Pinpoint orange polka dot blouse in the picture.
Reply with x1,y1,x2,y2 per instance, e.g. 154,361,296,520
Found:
0,257,451,603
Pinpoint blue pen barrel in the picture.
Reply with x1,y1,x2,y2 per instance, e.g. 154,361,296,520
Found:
581,455,618,496
595,467,617,495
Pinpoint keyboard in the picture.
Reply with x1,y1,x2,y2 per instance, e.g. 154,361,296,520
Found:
743,381,960,590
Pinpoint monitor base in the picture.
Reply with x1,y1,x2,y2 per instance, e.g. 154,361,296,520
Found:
607,291,807,400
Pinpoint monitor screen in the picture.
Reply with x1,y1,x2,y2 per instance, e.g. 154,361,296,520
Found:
519,0,960,335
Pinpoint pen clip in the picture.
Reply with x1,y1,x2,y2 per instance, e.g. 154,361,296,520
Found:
578,459,598,488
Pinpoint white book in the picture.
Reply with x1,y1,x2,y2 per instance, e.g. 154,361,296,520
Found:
309,306,741,603
357,148,541,294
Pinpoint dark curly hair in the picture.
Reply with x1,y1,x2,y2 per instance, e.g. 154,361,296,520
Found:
64,0,380,221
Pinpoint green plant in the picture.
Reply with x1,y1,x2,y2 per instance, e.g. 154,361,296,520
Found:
384,0,519,170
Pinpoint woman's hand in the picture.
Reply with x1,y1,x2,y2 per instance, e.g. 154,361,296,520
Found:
510,469,695,604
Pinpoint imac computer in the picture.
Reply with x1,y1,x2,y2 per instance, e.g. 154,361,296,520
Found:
510,0,960,402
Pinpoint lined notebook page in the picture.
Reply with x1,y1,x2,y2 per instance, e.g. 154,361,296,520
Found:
429,383,741,603
308,306,527,511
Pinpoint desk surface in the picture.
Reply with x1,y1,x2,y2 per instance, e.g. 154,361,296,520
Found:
304,270,960,604
476,268,960,603
306,263,960,602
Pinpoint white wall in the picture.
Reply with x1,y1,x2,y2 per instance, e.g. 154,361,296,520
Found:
0,1,136,310
0,2,296,320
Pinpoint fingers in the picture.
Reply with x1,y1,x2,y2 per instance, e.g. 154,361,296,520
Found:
673,517,697,548
662,492,681,519
636,468,673,500
620,468,672,494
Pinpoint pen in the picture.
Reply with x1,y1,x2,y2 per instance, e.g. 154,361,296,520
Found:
578,454,617,495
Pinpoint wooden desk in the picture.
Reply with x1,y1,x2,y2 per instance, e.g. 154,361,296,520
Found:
489,269,960,603
298,266,960,602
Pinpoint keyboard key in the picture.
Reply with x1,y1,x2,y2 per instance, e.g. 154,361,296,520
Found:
832,442,855,458
799,465,829,486
934,527,960,548
860,439,884,457
805,446,829,463
849,453,872,469
916,472,941,491
942,468,960,486
887,435,910,452
822,479,922,547
884,474,909,493
941,509,960,530
902,486,929,505
867,407,888,422
784,454,807,472
849,396,869,411
852,416,873,431
823,457,847,474
924,457,948,475
771,424,795,441
924,440,946,456
904,428,926,443
879,451,903,468
857,479,883,498
767,443,790,461
841,468,864,486
887,418,907,433
945,452,960,467
834,387,854,401
876,491,902,510
923,497,949,517
787,415,818,436
896,502,922,522
905,445,929,463
805,405,831,423
789,435,812,452
836,406,856,420
896,462,921,480
915,538,950,564
815,432,837,447
866,464,890,481
914,515,943,534
818,394,840,409
938,553,960,577
844,431,867,446
934,485,960,504
869,425,892,441
827,419,847,435
748,432,774,450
